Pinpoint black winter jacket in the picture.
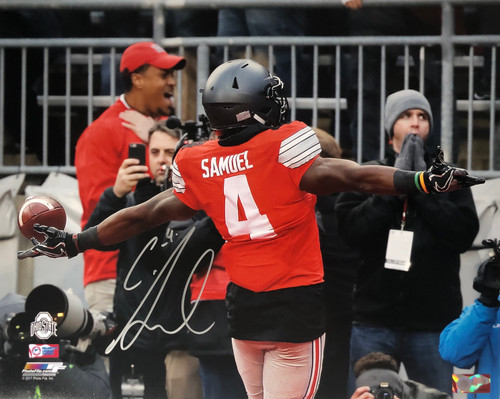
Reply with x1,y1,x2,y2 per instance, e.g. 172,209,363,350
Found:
335,154,479,331
85,178,224,352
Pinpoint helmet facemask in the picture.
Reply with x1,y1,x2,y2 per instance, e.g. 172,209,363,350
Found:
255,75,289,127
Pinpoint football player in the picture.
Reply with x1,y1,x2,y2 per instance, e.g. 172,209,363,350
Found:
19,59,484,399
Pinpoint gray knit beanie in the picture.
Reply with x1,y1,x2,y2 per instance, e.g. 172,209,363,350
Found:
384,89,433,138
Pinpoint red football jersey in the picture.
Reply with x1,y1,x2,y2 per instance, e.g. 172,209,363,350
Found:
173,121,324,292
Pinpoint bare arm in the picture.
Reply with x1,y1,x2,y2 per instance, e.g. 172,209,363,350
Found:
300,157,402,195
96,188,196,246
299,156,465,196
16,189,196,260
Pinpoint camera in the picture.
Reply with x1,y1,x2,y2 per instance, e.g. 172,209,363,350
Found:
165,114,211,142
370,382,399,399
482,238,500,259
160,114,211,192
0,287,114,399
478,239,500,290
26,284,114,341
0,284,116,361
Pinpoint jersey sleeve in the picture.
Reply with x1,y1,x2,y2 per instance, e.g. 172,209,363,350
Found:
171,151,201,210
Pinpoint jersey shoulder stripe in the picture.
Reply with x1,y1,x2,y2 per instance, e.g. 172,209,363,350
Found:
172,160,186,193
278,126,321,168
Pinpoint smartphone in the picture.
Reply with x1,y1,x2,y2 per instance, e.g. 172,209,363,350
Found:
128,143,146,165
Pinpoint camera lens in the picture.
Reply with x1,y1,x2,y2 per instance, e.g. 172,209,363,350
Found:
25,284,90,338
373,387,395,399
5,312,31,343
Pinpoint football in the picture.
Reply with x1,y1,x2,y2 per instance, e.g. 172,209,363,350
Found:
18,196,67,241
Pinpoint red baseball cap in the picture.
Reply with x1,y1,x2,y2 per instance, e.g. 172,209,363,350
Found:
120,41,186,73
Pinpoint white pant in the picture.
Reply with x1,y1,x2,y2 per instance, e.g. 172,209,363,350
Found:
84,278,116,312
164,350,203,399
84,278,116,373
232,334,325,399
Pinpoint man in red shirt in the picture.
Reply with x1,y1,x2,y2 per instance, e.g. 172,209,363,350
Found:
21,59,483,399
75,42,185,312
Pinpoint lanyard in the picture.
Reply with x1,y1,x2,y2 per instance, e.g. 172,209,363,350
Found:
401,196,408,231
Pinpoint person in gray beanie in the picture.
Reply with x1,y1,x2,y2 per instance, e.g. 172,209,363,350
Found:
385,89,433,172
384,89,433,140
336,89,480,396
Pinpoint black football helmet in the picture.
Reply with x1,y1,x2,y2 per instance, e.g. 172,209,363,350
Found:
201,59,289,133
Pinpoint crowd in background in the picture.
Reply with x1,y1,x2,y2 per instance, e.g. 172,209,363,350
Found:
1,2,499,399
2,4,500,165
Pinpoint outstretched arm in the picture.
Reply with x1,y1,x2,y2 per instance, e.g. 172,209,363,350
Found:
300,149,483,196
300,157,403,195
17,189,196,260
96,188,195,246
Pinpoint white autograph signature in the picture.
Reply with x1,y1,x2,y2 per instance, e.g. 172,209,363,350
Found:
105,226,216,354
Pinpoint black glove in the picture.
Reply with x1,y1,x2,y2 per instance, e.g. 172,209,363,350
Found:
422,147,485,193
394,134,427,171
473,255,500,307
17,224,79,260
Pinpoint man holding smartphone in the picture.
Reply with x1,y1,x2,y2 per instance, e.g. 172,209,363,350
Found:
74,42,185,317
84,122,206,399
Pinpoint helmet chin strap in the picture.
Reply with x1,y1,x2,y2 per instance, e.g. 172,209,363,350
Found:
253,114,266,124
